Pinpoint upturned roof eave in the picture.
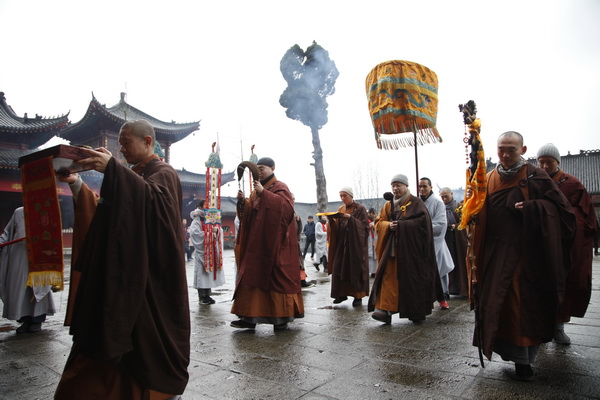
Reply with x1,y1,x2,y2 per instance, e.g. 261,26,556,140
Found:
60,95,200,142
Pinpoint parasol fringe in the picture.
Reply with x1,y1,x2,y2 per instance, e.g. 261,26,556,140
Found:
374,126,442,150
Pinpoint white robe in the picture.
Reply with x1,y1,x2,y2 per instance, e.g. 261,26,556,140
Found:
368,221,378,274
315,221,328,261
422,195,455,277
190,213,225,290
0,207,55,321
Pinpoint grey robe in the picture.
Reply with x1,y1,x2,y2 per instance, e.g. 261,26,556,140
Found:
0,207,55,321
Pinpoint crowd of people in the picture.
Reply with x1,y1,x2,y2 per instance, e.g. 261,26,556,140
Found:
0,122,597,397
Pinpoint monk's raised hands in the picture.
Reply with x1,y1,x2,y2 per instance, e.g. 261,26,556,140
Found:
58,172,79,184
75,147,113,173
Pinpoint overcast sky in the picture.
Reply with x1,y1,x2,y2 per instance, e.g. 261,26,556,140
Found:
2,0,598,203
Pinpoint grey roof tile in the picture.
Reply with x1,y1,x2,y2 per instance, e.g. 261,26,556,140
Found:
0,92,69,148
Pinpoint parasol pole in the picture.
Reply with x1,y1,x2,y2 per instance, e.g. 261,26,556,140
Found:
414,131,419,188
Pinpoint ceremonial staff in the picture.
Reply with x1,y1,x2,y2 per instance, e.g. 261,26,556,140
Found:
458,100,487,368
235,150,259,239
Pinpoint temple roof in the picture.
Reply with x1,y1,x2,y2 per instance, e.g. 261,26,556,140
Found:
0,92,70,148
531,149,600,195
178,168,235,188
60,93,200,143
0,148,33,169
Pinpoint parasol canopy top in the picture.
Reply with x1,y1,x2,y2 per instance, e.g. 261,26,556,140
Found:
366,60,442,149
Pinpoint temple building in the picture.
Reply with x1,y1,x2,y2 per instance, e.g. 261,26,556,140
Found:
0,92,234,239
0,92,70,227
60,92,198,165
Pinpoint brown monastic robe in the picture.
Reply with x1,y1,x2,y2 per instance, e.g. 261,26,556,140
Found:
232,175,304,320
446,202,469,297
552,169,596,320
368,195,437,321
56,157,190,398
64,180,98,326
328,201,370,299
471,164,575,360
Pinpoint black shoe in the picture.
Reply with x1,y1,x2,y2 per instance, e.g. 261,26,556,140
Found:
313,263,320,272
16,322,31,334
352,298,362,307
514,364,534,381
200,296,216,305
230,320,256,329
372,311,391,324
301,280,315,288
370,273,376,278
333,296,348,304
274,322,288,331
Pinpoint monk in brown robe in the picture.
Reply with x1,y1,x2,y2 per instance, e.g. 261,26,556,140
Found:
368,174,438,324
327,187,369,307
537,143,597,345
55,120,190,399
468,132,575,381
440,187,469,298
231,157,304,330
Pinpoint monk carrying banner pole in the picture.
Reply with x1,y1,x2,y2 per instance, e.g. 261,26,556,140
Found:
457,100,487,368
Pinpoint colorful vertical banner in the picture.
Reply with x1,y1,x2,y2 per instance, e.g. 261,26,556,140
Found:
204,143,223,276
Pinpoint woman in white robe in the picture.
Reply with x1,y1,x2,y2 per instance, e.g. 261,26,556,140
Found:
0,207,55,333
190,207,225,304
313,216,328,272
367,218,378,276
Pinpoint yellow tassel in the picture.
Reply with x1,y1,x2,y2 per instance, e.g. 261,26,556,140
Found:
26,271,64,291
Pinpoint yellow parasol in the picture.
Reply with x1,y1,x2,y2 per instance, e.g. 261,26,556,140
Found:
366,60,442,186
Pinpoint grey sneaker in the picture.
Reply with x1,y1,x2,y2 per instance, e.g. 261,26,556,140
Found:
554,324,571,345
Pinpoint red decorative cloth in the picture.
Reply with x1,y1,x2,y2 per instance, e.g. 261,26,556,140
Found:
20,156,64,290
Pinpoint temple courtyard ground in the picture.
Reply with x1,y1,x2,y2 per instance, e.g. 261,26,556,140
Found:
1,250,599,399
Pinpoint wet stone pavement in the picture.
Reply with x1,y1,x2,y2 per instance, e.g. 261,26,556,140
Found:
1,250,599,399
